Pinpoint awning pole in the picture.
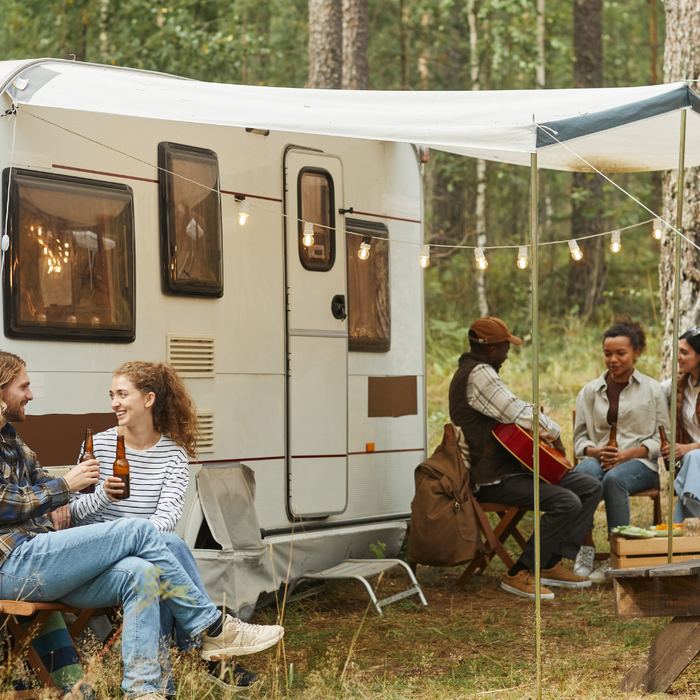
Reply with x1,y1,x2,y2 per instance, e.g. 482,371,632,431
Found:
669,107,687,562
530,151,542,700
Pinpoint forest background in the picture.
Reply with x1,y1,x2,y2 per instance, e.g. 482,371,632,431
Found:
0,0,683,451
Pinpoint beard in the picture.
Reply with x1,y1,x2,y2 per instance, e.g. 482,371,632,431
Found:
0,393,26,423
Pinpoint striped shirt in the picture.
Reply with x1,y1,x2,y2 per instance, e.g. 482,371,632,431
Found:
70,427,189,533
0,423,69,566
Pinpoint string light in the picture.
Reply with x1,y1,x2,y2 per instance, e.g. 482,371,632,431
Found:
568,239,583,261
358,236,371,260
517,246,528,269
610,231,621,253
237,199,250,226
302,222,314,247
474,247,488,270
653,218,663,240
419,244,430,268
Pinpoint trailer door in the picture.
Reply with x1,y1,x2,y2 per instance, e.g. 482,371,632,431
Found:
284,150,348,518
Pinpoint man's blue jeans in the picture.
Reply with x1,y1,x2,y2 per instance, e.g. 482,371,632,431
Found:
574,458,658,533
0,519,220,699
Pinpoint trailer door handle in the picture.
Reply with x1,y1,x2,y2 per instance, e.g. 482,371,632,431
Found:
331,294,347,321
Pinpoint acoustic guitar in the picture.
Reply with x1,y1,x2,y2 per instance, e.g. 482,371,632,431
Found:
492,422,573,485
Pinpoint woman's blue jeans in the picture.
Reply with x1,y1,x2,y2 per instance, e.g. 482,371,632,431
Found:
574,458,658,533
0,519,220,699
674,448,700,522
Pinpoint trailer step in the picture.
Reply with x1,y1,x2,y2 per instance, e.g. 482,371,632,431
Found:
292,558,427,616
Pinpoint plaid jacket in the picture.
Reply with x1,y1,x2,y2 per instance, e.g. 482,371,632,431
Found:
0,423,69,566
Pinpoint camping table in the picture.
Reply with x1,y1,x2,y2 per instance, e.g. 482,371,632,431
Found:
607,558,700,693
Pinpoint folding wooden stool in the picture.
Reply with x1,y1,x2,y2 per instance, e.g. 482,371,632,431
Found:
457,501,530,587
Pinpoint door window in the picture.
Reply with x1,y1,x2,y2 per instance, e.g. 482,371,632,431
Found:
297,169,335,271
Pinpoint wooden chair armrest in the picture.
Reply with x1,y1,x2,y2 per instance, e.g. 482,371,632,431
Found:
0,600,80,616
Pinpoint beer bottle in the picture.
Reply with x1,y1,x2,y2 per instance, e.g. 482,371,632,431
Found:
659,426,671,471
113,434,130,500
79,428,96,494
607,423,618,449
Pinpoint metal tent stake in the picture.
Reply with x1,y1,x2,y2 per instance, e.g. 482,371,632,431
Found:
530,150,542,700
669,107,687,564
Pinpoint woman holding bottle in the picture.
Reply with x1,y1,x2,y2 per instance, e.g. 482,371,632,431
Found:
71,361,259,690
661,327,700,523
572,320,670,581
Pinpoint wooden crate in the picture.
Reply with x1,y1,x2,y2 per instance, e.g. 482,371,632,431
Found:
611,533,700,569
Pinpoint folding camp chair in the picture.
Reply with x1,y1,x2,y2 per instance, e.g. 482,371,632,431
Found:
0,601,120,698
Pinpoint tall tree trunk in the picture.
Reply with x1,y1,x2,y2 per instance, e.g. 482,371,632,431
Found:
659,0,700,376
468,0,488,317
308,0,342,88
342,0,368,89
568,0,605,316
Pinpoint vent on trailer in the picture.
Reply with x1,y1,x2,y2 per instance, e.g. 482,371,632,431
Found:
167,334,215,377
196,410,215,453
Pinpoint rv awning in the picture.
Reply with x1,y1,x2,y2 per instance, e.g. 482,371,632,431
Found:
1,59,700,172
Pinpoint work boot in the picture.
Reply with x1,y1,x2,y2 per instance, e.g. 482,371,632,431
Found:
541,562,592,588
500,569,555,600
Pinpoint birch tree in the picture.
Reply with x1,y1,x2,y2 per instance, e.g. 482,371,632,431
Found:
468,0,488,318
659,0,700,375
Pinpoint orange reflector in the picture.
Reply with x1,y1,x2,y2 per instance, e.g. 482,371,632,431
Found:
366,443,375,452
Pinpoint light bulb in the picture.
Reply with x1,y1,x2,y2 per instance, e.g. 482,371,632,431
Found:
358,236,371,260
302,222,314,247
474,247,488,270
419,244,430,268
517,246,528,269
568,239,583,261
653,218,663,240
237,200,250,226
610,231,621,253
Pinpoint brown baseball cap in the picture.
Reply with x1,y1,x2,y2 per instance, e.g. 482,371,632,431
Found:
469,317,522,346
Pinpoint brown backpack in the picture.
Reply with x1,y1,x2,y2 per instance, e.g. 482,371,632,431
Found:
407,424,481,567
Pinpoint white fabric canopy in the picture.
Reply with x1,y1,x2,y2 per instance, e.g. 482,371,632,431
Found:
2,58,699,172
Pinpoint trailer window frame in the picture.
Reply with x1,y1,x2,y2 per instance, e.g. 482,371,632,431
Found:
346,218,391,353
158,142,224,298
297,167,336,272
1,167,136,343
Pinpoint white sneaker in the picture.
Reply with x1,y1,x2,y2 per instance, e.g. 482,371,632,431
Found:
201,614,284,660
589,558,612,583
573,545,596,577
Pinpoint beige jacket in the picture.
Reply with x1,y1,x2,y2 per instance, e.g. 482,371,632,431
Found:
574,368,670,471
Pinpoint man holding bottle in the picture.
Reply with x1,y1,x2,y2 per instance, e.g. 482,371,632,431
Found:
0,351,283,700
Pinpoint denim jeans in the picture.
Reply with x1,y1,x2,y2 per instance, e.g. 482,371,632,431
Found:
160,531,204,652
574,457,658,533
674,448,700,522
0,519,220,699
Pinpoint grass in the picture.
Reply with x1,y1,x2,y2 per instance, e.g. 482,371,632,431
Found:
2,317,690,698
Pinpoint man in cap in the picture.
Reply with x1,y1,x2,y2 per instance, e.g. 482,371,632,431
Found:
449,317,602,599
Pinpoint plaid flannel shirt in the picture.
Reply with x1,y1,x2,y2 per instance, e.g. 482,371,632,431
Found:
466,363,561,440
0,423,69,567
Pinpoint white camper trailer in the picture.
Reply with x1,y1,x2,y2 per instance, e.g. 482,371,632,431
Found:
0,59,426,614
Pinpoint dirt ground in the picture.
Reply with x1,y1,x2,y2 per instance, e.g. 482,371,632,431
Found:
240,557,700,700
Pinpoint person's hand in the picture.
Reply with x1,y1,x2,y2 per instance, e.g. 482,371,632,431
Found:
602,447,638,471
104,476,125,502
63,460,100,493
662,442,694,460
584,446,604,461
50,504,71,530
551,436,566,457
599,446,619,469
